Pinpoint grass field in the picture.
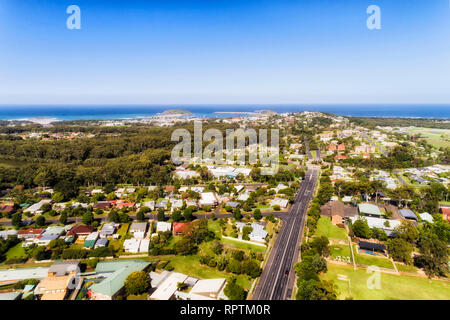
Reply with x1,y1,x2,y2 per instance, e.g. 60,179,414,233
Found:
221,237,266,254
315,217,348,241
407,127,450,149
322,263,450,300
5,243,27,260
330,244,352,263
395,263,418,273
159,255,252,289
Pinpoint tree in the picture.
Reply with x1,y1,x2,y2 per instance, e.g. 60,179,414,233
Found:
36,215,46,227
233,208,242,220
253,208,262,220
394,220,418,244
294,254,327,281
172,210,182,222
387,238,413,265
240,259,262,278
175,237,197,255
124,271,149,295
296,279,338,300
183,207,193,221
350,218,372,239
11,213,22,229
52,192,65,203
108,210,120,223
136,210,145,222
224,277,246,300
40,203,52,213
309,236,330,257
157,208,165,221
59,212,68,225
82,211,94,225
414,232,449,277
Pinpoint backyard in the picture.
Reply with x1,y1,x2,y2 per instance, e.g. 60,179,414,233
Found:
315,217,348,241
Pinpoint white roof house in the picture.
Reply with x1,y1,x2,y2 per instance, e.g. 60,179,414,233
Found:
270,197,289,208
237,193,250,201
150,272,188,300
130,222,147,239
0,230,18,239
177,278,227,300
199,192,217,207
342,196,352,203
0,267,49,283
419,212,434,223
249,223,268,243
358,203,382,217
24,200,52,214
123,238,141,253
349,216,401,236
156,222,172,233
139,239,150,253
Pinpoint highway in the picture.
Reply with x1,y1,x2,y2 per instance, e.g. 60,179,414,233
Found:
304,139,313,160
252,168,319,300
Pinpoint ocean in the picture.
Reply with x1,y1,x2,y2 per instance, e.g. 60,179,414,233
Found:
0,104,449,121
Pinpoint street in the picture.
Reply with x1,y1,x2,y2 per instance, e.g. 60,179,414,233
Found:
252,168,318,300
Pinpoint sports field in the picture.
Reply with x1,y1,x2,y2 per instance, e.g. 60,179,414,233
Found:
322,263,450,300
407,127,450,149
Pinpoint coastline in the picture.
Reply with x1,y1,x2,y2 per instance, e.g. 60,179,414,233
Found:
0,104,449,121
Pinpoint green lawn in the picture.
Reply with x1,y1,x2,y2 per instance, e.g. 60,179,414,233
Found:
5,243,27,260
407,127,450,149
159,255,252,290
395,263,418,273
315,217,348,241
221,237,266,254
207,220,267,254
330,244,352,263
322,263,450,300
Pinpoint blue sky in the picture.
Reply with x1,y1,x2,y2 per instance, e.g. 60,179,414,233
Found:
0,0,449,104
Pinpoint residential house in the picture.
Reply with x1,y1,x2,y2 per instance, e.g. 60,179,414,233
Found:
270,197,289,209
83,232,99,249
156,221,172,233
358,203,383,217
23,200,52,215
249,223,268,242
176,278,227,300
173,222,190,236
66,225,95,240
35,261,79,300
89,260,151,300
17,228,43,240
399,209,417,220
130,222,147,239
100,223,117,238
199,192,218,207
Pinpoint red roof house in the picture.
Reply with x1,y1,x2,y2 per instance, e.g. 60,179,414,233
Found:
172,222,190,236
441,207,450,222
17,228,43,239
67,225,95,238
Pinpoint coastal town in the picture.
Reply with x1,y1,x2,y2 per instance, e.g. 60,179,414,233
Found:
0,110,449,301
